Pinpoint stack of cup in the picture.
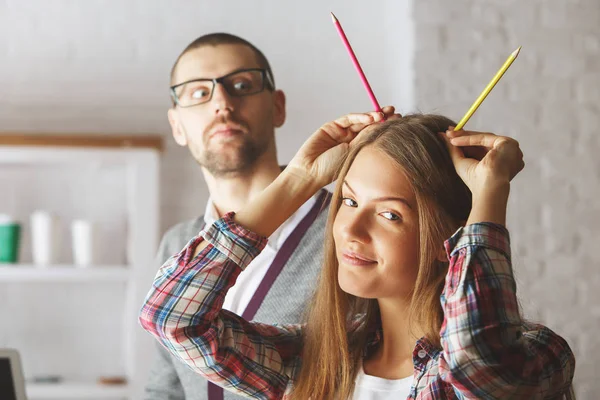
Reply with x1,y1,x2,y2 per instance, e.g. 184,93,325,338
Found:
1,211,100,267
30,212,98,267
30,211,61,266
71,220,96,267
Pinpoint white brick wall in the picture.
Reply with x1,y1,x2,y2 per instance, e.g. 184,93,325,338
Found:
415,1,599,397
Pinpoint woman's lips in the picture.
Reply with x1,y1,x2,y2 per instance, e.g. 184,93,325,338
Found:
341,250,377,266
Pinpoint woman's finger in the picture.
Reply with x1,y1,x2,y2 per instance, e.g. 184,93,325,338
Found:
315,112,381,146
446,128,494,139
448,133,502,149
346,123,373,134
334,112,382,129
439,132,465,166
381,105,395,115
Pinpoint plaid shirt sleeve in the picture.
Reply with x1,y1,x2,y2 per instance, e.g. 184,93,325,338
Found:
438,222,576,399
139,212,303,399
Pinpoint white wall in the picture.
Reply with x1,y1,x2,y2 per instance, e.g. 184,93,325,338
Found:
415,1,599,398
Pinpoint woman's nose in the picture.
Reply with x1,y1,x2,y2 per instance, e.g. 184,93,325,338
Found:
340,212,371,244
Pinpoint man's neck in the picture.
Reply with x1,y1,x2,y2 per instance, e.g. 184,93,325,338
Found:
203,158,283,217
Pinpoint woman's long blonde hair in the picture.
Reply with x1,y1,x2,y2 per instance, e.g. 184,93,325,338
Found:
291,114,472,399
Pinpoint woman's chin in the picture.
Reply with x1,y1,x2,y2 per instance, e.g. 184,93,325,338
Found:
338,276,379,299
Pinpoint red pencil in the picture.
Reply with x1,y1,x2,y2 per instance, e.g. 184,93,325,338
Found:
331,12,383,114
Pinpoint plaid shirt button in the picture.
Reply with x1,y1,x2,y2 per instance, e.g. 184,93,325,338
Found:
418,350,427,359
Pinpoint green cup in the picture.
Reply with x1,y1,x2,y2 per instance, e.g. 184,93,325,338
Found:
0,216,21,263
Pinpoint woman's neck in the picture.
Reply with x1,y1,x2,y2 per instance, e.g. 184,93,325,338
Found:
363,298,423,380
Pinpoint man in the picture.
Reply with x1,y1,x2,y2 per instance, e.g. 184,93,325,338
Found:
144,33,331,400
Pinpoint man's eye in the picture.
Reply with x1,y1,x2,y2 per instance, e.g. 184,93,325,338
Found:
232,80,255,92
191,89,210,99
234,81,248,89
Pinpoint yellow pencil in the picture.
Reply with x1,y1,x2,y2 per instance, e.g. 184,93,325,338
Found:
454,46,522,130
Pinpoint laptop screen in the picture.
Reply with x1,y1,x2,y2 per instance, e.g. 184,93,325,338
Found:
0,357,18,400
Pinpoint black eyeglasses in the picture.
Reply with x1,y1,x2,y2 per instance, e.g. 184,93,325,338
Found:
170,68,275,108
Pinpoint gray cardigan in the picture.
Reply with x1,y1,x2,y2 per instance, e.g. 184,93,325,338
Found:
144,208,328,400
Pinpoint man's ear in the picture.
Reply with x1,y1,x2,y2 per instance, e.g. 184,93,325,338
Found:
272,89,286,128
168,108,187,147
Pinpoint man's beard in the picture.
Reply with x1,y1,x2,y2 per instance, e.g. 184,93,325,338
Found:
196,136,267,178
185,115,269,178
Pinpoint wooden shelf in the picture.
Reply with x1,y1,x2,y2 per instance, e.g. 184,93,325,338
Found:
0,265,130,282
27,381,129,399
0,133,163,151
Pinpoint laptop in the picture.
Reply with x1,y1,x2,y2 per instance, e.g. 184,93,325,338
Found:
0,349,27,400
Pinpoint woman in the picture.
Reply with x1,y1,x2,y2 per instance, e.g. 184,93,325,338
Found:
140,110,575,399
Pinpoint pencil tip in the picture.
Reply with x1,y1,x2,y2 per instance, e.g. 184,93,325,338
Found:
512,46,522,58
330,12,337,22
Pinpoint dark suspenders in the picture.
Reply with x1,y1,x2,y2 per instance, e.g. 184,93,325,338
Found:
208,190,331,400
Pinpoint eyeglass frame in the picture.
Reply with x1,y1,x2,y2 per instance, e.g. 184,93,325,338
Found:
170,68,275,108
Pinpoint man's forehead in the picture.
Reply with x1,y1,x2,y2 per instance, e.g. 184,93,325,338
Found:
174,44,262,83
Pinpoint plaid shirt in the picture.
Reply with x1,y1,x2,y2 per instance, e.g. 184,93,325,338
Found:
139,212,575,399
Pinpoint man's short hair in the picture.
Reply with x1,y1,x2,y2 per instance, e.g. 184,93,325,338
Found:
170,33,275,88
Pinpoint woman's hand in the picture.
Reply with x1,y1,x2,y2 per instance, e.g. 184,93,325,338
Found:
443,129,524,196
232,106,397,238
285,106,397,188
442,128,524,225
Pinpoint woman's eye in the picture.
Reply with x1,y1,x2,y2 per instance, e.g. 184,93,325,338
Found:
342,197,357,207
381,211,400,221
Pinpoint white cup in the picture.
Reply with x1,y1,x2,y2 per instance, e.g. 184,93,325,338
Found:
71,220,96,267
30,211,61,266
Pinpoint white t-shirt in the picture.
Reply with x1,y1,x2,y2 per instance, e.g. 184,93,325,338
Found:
203,193,319,315
352,364,413,400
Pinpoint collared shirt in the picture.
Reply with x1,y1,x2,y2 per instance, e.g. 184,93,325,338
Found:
140,214,576,399
202,194,317,315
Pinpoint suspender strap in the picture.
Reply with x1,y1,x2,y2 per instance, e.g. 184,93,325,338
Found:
209,190,331,399
242,190,330,320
